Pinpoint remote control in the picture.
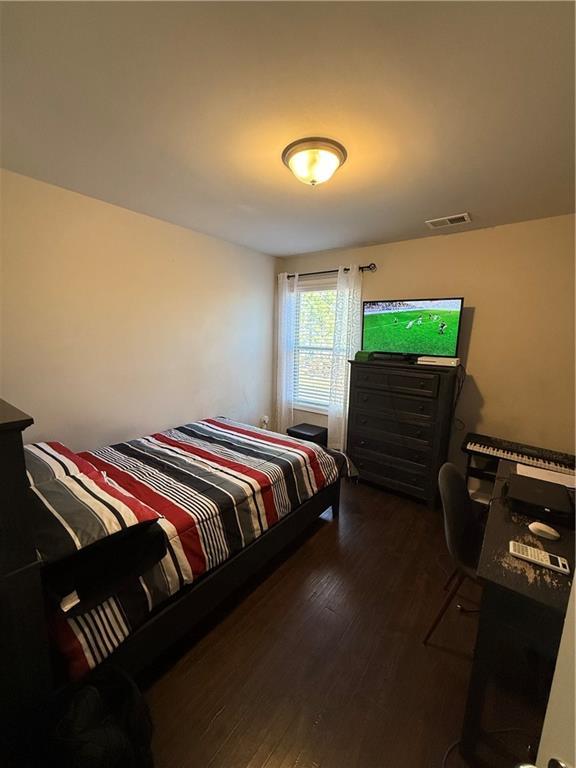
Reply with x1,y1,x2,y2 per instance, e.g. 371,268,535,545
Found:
509,541,570,575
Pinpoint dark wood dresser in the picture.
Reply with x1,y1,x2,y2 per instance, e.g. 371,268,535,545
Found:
347,361,458,506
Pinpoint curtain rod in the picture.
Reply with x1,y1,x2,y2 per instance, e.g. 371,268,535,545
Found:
286,262,377,279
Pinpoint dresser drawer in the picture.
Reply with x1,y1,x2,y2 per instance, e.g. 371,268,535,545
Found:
387,371,439,397
352,367,393,390
351,388,436,418
348,432,431,465
350,449,429,494
349,410,433,444
352,366,439,398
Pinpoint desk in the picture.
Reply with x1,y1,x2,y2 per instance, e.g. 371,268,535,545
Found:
460,460,574,761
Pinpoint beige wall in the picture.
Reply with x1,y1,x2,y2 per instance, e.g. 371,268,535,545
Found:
0,171,275,450
279,215,575,459
2,170,573,459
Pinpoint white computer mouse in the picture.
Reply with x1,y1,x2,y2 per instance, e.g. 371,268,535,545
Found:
528,521,560,541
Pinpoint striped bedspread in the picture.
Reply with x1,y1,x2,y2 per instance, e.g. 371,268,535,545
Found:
53,418,340,677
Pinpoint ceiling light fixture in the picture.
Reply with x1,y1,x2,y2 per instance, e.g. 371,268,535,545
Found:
282,137,347,186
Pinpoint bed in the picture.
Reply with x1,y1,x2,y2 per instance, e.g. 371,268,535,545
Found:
0,401,343,717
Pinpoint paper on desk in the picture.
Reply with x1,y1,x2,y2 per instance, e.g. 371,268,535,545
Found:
517,463,576,489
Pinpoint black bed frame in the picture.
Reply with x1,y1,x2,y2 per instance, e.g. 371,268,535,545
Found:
0,399,340,718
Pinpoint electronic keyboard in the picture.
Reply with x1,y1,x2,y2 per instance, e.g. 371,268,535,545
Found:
463,433,576,475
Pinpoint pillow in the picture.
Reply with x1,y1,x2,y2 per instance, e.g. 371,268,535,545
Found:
28,470,162,563
25,441,101,487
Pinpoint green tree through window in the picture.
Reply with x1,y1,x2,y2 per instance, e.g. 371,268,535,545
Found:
294,289,337,410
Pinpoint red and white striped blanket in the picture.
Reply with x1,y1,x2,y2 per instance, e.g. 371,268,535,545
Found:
48,418,340,678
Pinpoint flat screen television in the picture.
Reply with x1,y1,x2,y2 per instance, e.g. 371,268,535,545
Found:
362,297,464,357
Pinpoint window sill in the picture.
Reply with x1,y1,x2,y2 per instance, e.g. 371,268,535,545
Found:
294,404,329,416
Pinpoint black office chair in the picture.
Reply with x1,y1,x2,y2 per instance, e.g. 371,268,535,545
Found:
423,462,487,645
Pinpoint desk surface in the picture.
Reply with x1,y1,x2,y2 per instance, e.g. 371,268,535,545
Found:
477,461,574,614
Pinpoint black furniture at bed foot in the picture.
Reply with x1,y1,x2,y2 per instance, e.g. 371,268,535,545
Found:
0,400,53,718
43,521,167,616
287,422,328,447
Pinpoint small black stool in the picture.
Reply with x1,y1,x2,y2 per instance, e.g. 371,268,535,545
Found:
286,422,328,447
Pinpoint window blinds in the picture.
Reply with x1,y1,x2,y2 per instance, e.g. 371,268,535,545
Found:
293,275,337,411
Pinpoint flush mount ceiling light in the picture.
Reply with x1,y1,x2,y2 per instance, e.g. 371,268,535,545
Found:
282,137,347,186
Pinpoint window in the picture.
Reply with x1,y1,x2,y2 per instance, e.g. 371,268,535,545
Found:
277,267,362,447
293,278,337,412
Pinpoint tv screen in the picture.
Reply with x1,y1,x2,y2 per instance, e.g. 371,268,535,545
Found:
362,297,463,357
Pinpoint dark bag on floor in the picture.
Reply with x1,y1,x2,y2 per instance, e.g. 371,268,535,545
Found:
34,666,154,768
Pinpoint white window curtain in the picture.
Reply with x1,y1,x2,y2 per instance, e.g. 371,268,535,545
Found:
276,272,298,434
276,266,362,451
327,266,363,450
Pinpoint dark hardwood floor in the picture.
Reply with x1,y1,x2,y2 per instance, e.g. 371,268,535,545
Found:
145,482,543,768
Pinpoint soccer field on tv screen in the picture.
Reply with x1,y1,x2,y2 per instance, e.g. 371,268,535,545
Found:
363,310,460,356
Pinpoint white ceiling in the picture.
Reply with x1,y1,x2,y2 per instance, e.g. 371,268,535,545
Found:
1,2,574,256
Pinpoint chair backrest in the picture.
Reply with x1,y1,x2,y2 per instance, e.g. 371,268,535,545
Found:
438,462,481,571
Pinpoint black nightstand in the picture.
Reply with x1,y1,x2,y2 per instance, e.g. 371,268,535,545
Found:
286,422,328,447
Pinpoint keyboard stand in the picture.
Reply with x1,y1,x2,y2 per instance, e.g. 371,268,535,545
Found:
464,451,498,501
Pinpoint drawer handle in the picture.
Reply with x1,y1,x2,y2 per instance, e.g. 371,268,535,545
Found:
359,440,367,446
418,405,425,412
361,395,369,402
360,418,367,425
416,429,423,437
419,381,425,388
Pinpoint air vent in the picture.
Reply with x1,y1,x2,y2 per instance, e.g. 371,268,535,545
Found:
425,212,471,230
